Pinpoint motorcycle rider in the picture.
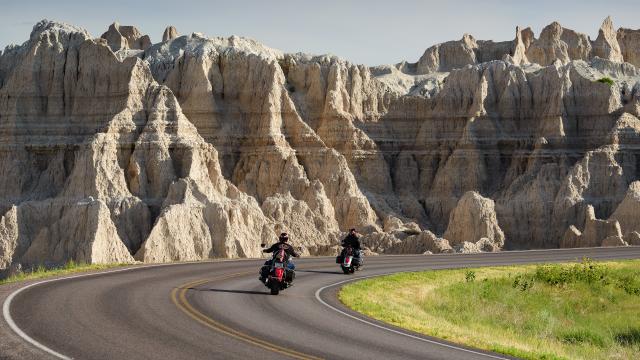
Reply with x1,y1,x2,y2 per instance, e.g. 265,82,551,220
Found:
341,228,362,266
260,233,299,282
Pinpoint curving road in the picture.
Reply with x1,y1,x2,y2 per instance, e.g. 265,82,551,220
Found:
3,247,640,360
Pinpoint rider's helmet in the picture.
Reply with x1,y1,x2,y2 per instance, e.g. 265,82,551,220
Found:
349,228,356,235
279,232,289,242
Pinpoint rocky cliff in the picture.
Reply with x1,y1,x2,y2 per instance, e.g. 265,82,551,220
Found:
1,18,640,273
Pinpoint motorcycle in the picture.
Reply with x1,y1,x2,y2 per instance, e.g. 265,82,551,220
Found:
337,246,361,274
259,245,295,295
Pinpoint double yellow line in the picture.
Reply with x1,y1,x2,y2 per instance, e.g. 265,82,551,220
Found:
170,272,322,360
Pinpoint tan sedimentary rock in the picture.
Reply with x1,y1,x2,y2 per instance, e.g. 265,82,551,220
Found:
526,22,571,65
0,207,18,271
4,18,640,272
359,232,401,253
138,35,152,50
162,26,178,42
261,193,339,256
101,22,126,51
601,235,627,247
101,22,151,51
387,231,453,254
563,205,623,248
609,181,640,236
147,38,380,235
593,17,623,62
617,27,640,67
560,226,583,248
511,26,530,65
584,212,622,248
477,237,501,252
561,28,592,62
550,115,638,246
19,199,135,266
417,34,478,73
383,216,405,232
526,21,594,66
0,21,277,269
624,231,640,245
382,215,420,234
128,84,275,261
520,27,535,49
360,229,452,254
444,191,505,248
451,238,493,253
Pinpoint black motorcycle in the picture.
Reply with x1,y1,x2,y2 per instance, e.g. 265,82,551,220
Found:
259,246,295,295
336,246,362,274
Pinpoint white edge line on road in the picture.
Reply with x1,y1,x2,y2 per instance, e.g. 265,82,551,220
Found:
3,247,636,359
3,280,72,360
2,255,290,359
314,274,510,360
2,262,188,360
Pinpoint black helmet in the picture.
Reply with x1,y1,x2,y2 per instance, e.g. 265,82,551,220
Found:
279,233,289,242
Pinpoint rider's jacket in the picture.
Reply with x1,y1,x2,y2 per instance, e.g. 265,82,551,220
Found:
341,234,361,250
263,242,299,258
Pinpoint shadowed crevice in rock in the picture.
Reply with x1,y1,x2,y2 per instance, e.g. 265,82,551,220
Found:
3,18,640,272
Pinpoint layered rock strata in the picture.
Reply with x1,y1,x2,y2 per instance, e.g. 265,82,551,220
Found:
1,17,640,273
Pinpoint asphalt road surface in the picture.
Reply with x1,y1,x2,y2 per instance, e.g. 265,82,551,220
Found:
4,247,640,360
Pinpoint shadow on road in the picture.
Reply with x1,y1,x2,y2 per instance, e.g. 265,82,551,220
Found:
296,269,344,275
189,288,271,295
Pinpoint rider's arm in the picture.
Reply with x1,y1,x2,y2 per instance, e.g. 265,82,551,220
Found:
263,244,276,253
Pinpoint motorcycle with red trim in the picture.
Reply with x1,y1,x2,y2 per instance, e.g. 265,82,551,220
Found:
259,244,296,295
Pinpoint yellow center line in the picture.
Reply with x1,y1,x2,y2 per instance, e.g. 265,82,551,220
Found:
171,271,323,360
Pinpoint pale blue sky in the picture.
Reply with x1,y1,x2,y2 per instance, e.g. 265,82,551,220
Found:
1,0,639,65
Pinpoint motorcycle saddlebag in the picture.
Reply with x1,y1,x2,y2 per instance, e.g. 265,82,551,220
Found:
285,269,295,282
260,265,269,279
336,255,343,264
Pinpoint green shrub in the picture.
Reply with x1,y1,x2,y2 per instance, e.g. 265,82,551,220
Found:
559,329,605,347
465,270,476,282
615,328,640,346
596,77,614,86
618,275,640,296
534,258,609,286
512,274,534,291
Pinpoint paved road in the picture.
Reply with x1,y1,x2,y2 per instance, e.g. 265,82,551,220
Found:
4,247,640,360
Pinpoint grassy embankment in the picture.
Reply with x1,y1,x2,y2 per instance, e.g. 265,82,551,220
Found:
0,260,130,286
340,259,640,360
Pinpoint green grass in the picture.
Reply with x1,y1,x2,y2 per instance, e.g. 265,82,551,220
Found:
596,77,615,86
339,259,640,360
0,260,131,286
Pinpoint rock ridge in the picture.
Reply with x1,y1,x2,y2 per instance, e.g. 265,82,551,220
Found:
1,18,640,273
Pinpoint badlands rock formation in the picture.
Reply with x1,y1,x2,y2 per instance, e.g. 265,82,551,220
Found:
1,17,640,273
162,26,178,42
444,191,504,251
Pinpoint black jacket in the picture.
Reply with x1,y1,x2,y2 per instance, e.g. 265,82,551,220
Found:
341,233,361,250
263,242,299,258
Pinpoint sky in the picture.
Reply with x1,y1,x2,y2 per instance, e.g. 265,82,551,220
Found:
1,0,640,66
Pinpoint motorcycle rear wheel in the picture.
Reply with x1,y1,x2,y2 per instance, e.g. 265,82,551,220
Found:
270,282,280,295
341,265,350,274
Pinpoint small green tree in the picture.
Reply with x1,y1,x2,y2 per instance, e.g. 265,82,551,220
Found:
596,77,614,86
